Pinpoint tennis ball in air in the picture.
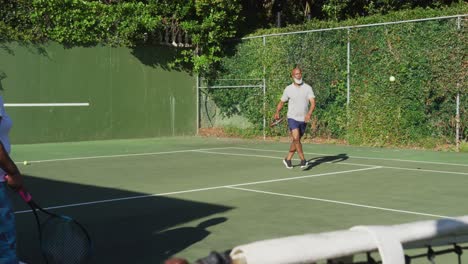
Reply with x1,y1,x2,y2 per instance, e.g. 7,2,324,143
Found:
23,161,28,165
389,76,396,82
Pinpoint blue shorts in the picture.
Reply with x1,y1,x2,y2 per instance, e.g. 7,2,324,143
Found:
287,118,307,137
0,182,18,264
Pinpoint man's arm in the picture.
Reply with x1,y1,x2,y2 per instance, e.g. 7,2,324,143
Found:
0,141,23,190
305,98,316,122
275,101,285,120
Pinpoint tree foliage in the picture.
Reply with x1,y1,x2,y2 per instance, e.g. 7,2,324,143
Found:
206,3,467,148
0,0,241,73
2,1,463,72
239,0,465,31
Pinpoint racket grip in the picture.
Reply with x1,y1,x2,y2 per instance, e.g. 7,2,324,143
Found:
3,174,32,203
18,189,32,202
3,174,32,202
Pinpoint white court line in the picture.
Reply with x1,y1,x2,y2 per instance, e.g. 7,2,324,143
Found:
14,167,380,214
5,103,90,107
384,166,468,175
229,166,382,187
14,147,234,164
231,147,468,167
195,150,468,175
195,150,374,167
227,186,451,219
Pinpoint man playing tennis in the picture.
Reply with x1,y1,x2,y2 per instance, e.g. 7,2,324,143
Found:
275,67,315,169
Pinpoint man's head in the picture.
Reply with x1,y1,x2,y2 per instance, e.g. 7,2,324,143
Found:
291,68,303,85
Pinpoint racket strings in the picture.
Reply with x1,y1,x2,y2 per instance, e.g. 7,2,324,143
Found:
41,217,92,264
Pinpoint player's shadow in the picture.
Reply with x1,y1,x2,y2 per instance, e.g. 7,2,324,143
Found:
152,217,228,262
301,153,349,171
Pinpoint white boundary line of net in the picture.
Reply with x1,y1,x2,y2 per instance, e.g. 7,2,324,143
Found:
230,215,468,264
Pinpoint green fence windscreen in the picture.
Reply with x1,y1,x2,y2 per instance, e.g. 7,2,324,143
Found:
0,42,195,144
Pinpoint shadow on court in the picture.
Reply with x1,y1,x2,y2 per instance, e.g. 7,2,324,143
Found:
10,175,233,264
302,153,349,171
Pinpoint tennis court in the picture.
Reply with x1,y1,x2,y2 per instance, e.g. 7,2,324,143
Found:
9,136,468,264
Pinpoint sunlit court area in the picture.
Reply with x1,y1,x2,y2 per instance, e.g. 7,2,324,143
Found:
1,1,468,264
4,137,467,263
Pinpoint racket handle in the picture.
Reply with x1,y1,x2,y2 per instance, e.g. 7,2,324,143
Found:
3,175,32,202
18,189,32,202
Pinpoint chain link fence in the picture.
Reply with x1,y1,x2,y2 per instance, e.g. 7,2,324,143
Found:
198,15,467,150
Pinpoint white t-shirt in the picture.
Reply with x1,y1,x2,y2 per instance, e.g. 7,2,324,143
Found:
0,96,12,182
280,82,315,122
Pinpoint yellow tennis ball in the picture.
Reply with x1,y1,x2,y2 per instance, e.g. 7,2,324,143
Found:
389,76,396,82
23,161,28,165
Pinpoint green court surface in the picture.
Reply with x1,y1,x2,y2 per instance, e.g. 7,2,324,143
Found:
8,137,468,263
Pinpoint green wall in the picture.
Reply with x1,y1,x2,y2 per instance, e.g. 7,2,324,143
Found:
0,42,195,144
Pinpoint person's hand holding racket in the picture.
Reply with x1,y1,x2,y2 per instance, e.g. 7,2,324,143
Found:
274,111,281,120
0,141,23,191
4,172,23,191
270,117,284,127
271,111,284,127
4,175,93,264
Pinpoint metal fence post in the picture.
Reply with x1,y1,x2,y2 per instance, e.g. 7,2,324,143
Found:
263,36,267,140
456,16,461,152
196,74,199,136
347,27,351,107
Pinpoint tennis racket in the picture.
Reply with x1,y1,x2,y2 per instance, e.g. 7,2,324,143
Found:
6,176,93,264
270,117,284,127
